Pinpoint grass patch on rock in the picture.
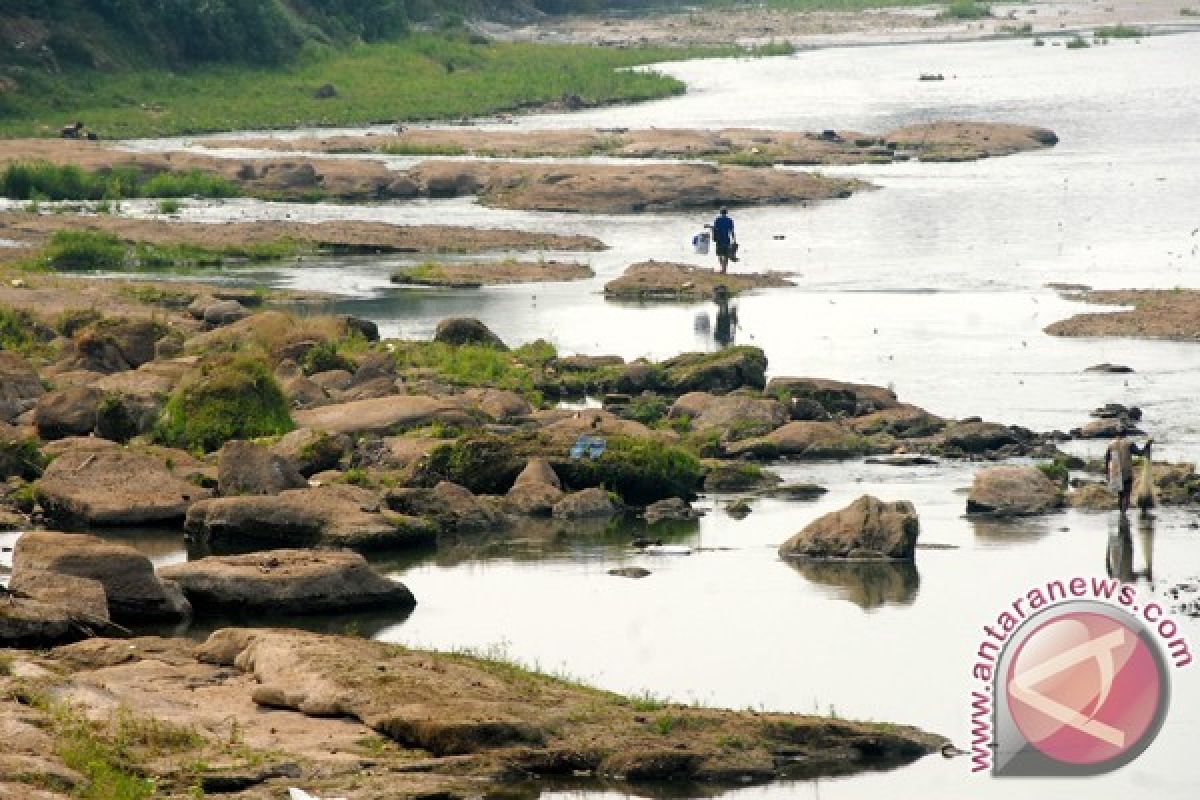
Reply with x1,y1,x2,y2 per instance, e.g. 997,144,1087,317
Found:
156,355,294,452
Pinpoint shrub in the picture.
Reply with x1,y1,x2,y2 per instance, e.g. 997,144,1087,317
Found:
39,230,127,271
303,339,356,375
940,0,992,19
139,169,240,198
1094,24,1143,38
0,435,47,480
156,355,294,452
623,393,669,425
0,306,40,351
157,198,182,214
1066,35,1090,48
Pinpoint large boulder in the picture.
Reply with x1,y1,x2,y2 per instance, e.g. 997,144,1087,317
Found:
67,318,166,373
0,351,45,422
669,392,787,439
552,487,617,519
35,448,210,526
506,457,565,516
293,395,476,436
1067,483,1119,511
217,440,307,496
778,495,919,560
185,484,436,551
433,317,508,349
13,531,191,621
8,569,110,623
767,377,899,418
270,428,352,476
726,420,878,459
32,387,103,440
1,595,91,646
159,550,415,615
384,481,508,533
461,388,532,421
844,404,945,438
966,466,1062,516
659,346,767,394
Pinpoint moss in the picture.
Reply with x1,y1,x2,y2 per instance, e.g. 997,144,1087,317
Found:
622,393,669,426
554,436,705,504
156,355,294,452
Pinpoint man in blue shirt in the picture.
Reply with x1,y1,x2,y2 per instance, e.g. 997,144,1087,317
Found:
709,208,737,273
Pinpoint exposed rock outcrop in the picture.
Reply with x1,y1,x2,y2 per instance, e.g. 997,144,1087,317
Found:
966,466,1063,516
14,531,190,622
185,484,436,551
35,447,209,526
779,495,919,560
159,550,415,615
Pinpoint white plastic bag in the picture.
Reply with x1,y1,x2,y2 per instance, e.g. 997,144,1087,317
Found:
692,230,710,255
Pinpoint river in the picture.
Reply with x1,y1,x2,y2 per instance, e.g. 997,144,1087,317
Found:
100,29,1200,797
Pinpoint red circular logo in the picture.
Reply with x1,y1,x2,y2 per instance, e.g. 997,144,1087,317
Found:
1006,611,1162,765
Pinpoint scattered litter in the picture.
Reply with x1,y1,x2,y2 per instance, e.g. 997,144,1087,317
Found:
641,544,693,556
569,435,607,460
289,790,347,800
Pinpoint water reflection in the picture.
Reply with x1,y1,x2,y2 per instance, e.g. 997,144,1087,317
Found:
784,558,920,609
1106,513,1157,584
419,516,701,568
968,513,1058,545
713,291,739,348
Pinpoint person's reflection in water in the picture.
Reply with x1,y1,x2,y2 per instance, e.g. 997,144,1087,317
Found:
713,286,739,347
1106,515,1135,583
1137,512,1156,582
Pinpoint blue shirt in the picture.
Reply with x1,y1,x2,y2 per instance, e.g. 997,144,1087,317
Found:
712,214,734,242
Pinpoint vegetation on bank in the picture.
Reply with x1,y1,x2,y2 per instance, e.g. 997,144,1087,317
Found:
20,230,305,272
0,162,240,201
0,35,749,139
939,0,992,20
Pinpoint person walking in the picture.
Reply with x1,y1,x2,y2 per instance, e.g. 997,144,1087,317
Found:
1105,431,1152,515
709,207,737,274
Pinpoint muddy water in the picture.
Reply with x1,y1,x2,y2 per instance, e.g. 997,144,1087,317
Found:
81,31,1200,797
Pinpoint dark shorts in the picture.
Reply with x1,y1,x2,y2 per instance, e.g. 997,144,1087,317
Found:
715,239,733,257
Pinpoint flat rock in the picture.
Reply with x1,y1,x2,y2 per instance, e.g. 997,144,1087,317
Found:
604,261,793,300
159,549,415,615
966,466,1062,516
270,428,352,476
185,484,436,550
779,495,919,560
14,531,190,622
385,481,509,533
727,420,878,459
293,395,476,436
35,448,210,526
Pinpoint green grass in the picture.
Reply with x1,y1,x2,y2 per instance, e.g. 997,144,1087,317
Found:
0,306,43,352
156,355,294,452
938,0,992,19
0,35,767,139
0,162,240,200
379,142,470,156
1094,24,1144,38
390,339,560,399
24,229,306,272
1066,34,1091,48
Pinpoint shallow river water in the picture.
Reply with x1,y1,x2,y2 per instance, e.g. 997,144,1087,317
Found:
87,30,1200,798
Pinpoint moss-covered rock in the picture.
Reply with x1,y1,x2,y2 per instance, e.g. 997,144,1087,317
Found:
660,346,767,394
0,425,46,480
415,433,704,505
156,356,294,453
